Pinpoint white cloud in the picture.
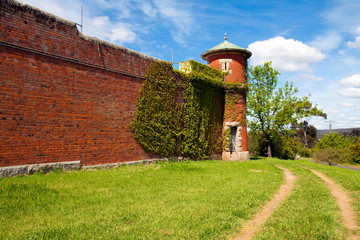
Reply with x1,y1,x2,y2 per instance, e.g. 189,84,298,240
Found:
339,74,360,98
339,102,354,107
325,1,360,32
299,74,324,82
19,0,81,23
339,74,360,87
109,25,136,43
89,16,136,43
20,0,137,44
339,87,360,98
348,37,360,49
153,0,194,44
19,0,197,45
350,117,359,120
140,2,157,17
347,26,360,49
248,37,326,72
310,32,342,52
92,16,110,27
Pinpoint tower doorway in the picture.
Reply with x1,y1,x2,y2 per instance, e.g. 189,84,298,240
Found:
230,127,237,152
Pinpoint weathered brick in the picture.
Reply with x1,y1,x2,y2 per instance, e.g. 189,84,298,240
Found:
0,0,159,167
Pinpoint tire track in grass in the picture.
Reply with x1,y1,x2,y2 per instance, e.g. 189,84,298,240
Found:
231,165,297,240
309,168,359,240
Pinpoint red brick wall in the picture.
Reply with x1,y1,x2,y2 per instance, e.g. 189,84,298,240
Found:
0,0,158,167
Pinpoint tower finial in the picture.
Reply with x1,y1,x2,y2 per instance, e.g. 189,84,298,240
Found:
224,33,228,41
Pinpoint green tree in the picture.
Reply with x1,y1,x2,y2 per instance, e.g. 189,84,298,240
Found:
247,62,325,158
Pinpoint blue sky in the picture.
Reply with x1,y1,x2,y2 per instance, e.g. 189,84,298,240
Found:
20,0,360,130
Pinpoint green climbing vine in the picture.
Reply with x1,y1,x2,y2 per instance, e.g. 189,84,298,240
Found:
223,128,231,151
130,61,182,157
225,93,246,124
131,60,225,159
224,82,248,93
131,60,247,159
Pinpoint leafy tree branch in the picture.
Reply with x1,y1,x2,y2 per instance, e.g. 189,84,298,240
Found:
247,62,326,158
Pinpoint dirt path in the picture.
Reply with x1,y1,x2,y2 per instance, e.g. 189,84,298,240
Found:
231,165,297,240
309,169,359,240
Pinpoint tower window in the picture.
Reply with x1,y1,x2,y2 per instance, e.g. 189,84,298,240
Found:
219,59,232,73
223,62,228,71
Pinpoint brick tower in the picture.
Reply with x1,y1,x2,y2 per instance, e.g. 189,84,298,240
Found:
201,34,252,161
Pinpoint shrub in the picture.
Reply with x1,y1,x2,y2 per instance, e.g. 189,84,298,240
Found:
293,138,310,157
249,131,310,160
248,131,267,157
313,147,353,165
316,132,351,149
272,135,297,160
313,132,356,165
349,136,360,164
279,140,297,160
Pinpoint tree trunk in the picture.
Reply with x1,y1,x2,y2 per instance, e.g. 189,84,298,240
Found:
267,144,272,158
303,130,308,148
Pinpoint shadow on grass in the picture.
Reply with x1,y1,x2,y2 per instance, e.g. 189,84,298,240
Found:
250,156,264,161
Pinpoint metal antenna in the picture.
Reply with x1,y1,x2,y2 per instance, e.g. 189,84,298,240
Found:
170,48,179,65
76,7,83,32
326,120,335,133
171,48,174,64
81,6,83,32
329,120,334,133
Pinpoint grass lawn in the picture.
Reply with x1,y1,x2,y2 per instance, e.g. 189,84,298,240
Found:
254,159,349,240
1,159,359,239
0,160,284,239
295,160,360,227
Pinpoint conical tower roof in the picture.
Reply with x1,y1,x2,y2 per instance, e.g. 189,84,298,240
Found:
201,34,252,61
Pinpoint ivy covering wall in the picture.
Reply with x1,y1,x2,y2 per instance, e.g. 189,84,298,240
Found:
131,60,226,159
